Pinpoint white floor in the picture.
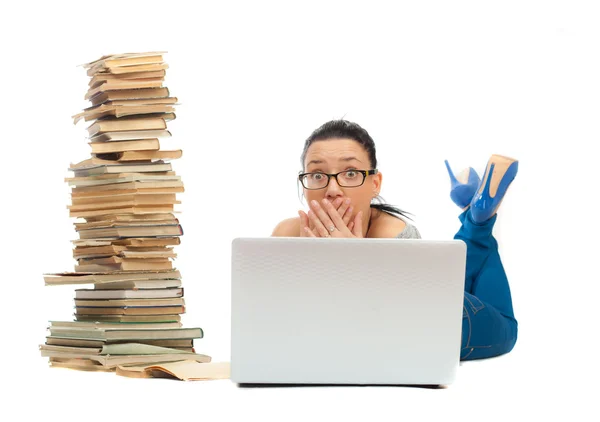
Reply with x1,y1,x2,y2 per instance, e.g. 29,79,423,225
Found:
7,344,594,422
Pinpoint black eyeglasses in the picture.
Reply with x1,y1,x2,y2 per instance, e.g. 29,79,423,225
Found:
298,169,378,190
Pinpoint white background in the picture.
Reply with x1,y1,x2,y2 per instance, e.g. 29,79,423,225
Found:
1,0,598,420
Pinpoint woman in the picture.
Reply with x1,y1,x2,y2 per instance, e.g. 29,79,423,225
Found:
272,119,518,361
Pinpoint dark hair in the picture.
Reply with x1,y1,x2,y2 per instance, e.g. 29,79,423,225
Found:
300,119,413,221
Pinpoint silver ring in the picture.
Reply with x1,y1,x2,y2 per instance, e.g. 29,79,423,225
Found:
328,225,336,233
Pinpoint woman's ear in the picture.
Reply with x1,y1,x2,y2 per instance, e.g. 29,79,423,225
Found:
372,171,382,196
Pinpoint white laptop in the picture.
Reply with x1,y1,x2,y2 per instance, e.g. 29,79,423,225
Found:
230,237,466,386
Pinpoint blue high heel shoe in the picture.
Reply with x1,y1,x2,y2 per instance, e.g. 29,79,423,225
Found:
445,160,481,209
469,154,519,223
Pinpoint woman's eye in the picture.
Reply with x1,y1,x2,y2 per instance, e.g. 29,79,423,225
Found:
345,171,357,178
311,173,324,180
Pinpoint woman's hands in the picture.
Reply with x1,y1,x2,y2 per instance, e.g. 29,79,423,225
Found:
298,198,364,238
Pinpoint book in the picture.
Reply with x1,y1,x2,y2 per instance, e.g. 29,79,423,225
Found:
43,269,181,286
100,63,169,75
88,138,160,154
119,250,177,259
48,325,201,341
41,342,206,360
70,162,173,176
49,320,182,330
73,244,127,258
49,357,115,372
74,288,183,300
75,314,182,323
95,149,182,162
74,215,179,228
76,224,183,239
74,305,185,316
71,182,183,194
93,279,182,290
89,129,172,142
70,193,178,206
75,258,173,272
42,349,210,369
72,237,181,248
73,214,179,227
73,297,184,308
85,212,178,221
106,112,175,123
75,104,175,123
69,203,179,215
85,79,164,100
69,205,176,219
102,97,177,106
86,117,166,136
87,62,169,78
72,191,177,201
73,247,176,260
82,52,166,70
46,337,191,349
66,174,180,188
72,184,184,196
88,70,167,87
116,361,230,381
90,88,171,106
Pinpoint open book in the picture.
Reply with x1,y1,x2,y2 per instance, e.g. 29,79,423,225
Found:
116,360,230,381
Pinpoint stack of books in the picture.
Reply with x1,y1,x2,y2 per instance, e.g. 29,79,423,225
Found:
40,52,210,372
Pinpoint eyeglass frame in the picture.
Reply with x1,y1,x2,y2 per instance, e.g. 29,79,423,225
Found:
297,169,379,190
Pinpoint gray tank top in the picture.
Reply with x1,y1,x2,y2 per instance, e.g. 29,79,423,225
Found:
396,221,422,239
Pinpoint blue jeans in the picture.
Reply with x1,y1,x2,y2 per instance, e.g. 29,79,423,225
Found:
454,209,518,360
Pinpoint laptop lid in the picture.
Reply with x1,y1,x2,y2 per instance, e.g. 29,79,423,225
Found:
231,237,466,386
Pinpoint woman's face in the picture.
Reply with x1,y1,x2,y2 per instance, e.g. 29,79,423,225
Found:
302,138,382,218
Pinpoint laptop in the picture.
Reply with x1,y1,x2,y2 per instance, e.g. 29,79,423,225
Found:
230,237,466,386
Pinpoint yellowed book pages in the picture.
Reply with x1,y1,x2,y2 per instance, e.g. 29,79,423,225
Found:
71,193,176,205
43,269,181,286
74,104,175,124
117,361,230,381
72,185,184,197
107,63,169,75
69,205,175,218
85,79,164,100
90,88,171,106
68,198,180,212
87,62,169,77
73,303,182,315
49,358,115,372
75,260,174,273
74,297,184,308
66,174,180,188
108,97,177,106
88,138,161,154
43,350,210,369
96,150,183,162
75,314,182,323
81,52,167,68
74,218,179,229
85,117,167,136
89,70,167,87
75,212,178,222
71,237,181,248
119,250,177,259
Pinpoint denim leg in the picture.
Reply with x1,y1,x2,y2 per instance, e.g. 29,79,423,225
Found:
454,209,498,295
460,293,518,360
455,209,518,360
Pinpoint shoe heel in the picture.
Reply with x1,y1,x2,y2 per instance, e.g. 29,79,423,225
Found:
445,160,481,209
470,155,518,223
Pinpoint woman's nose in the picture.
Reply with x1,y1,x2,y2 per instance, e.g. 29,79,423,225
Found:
325,177,344,199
